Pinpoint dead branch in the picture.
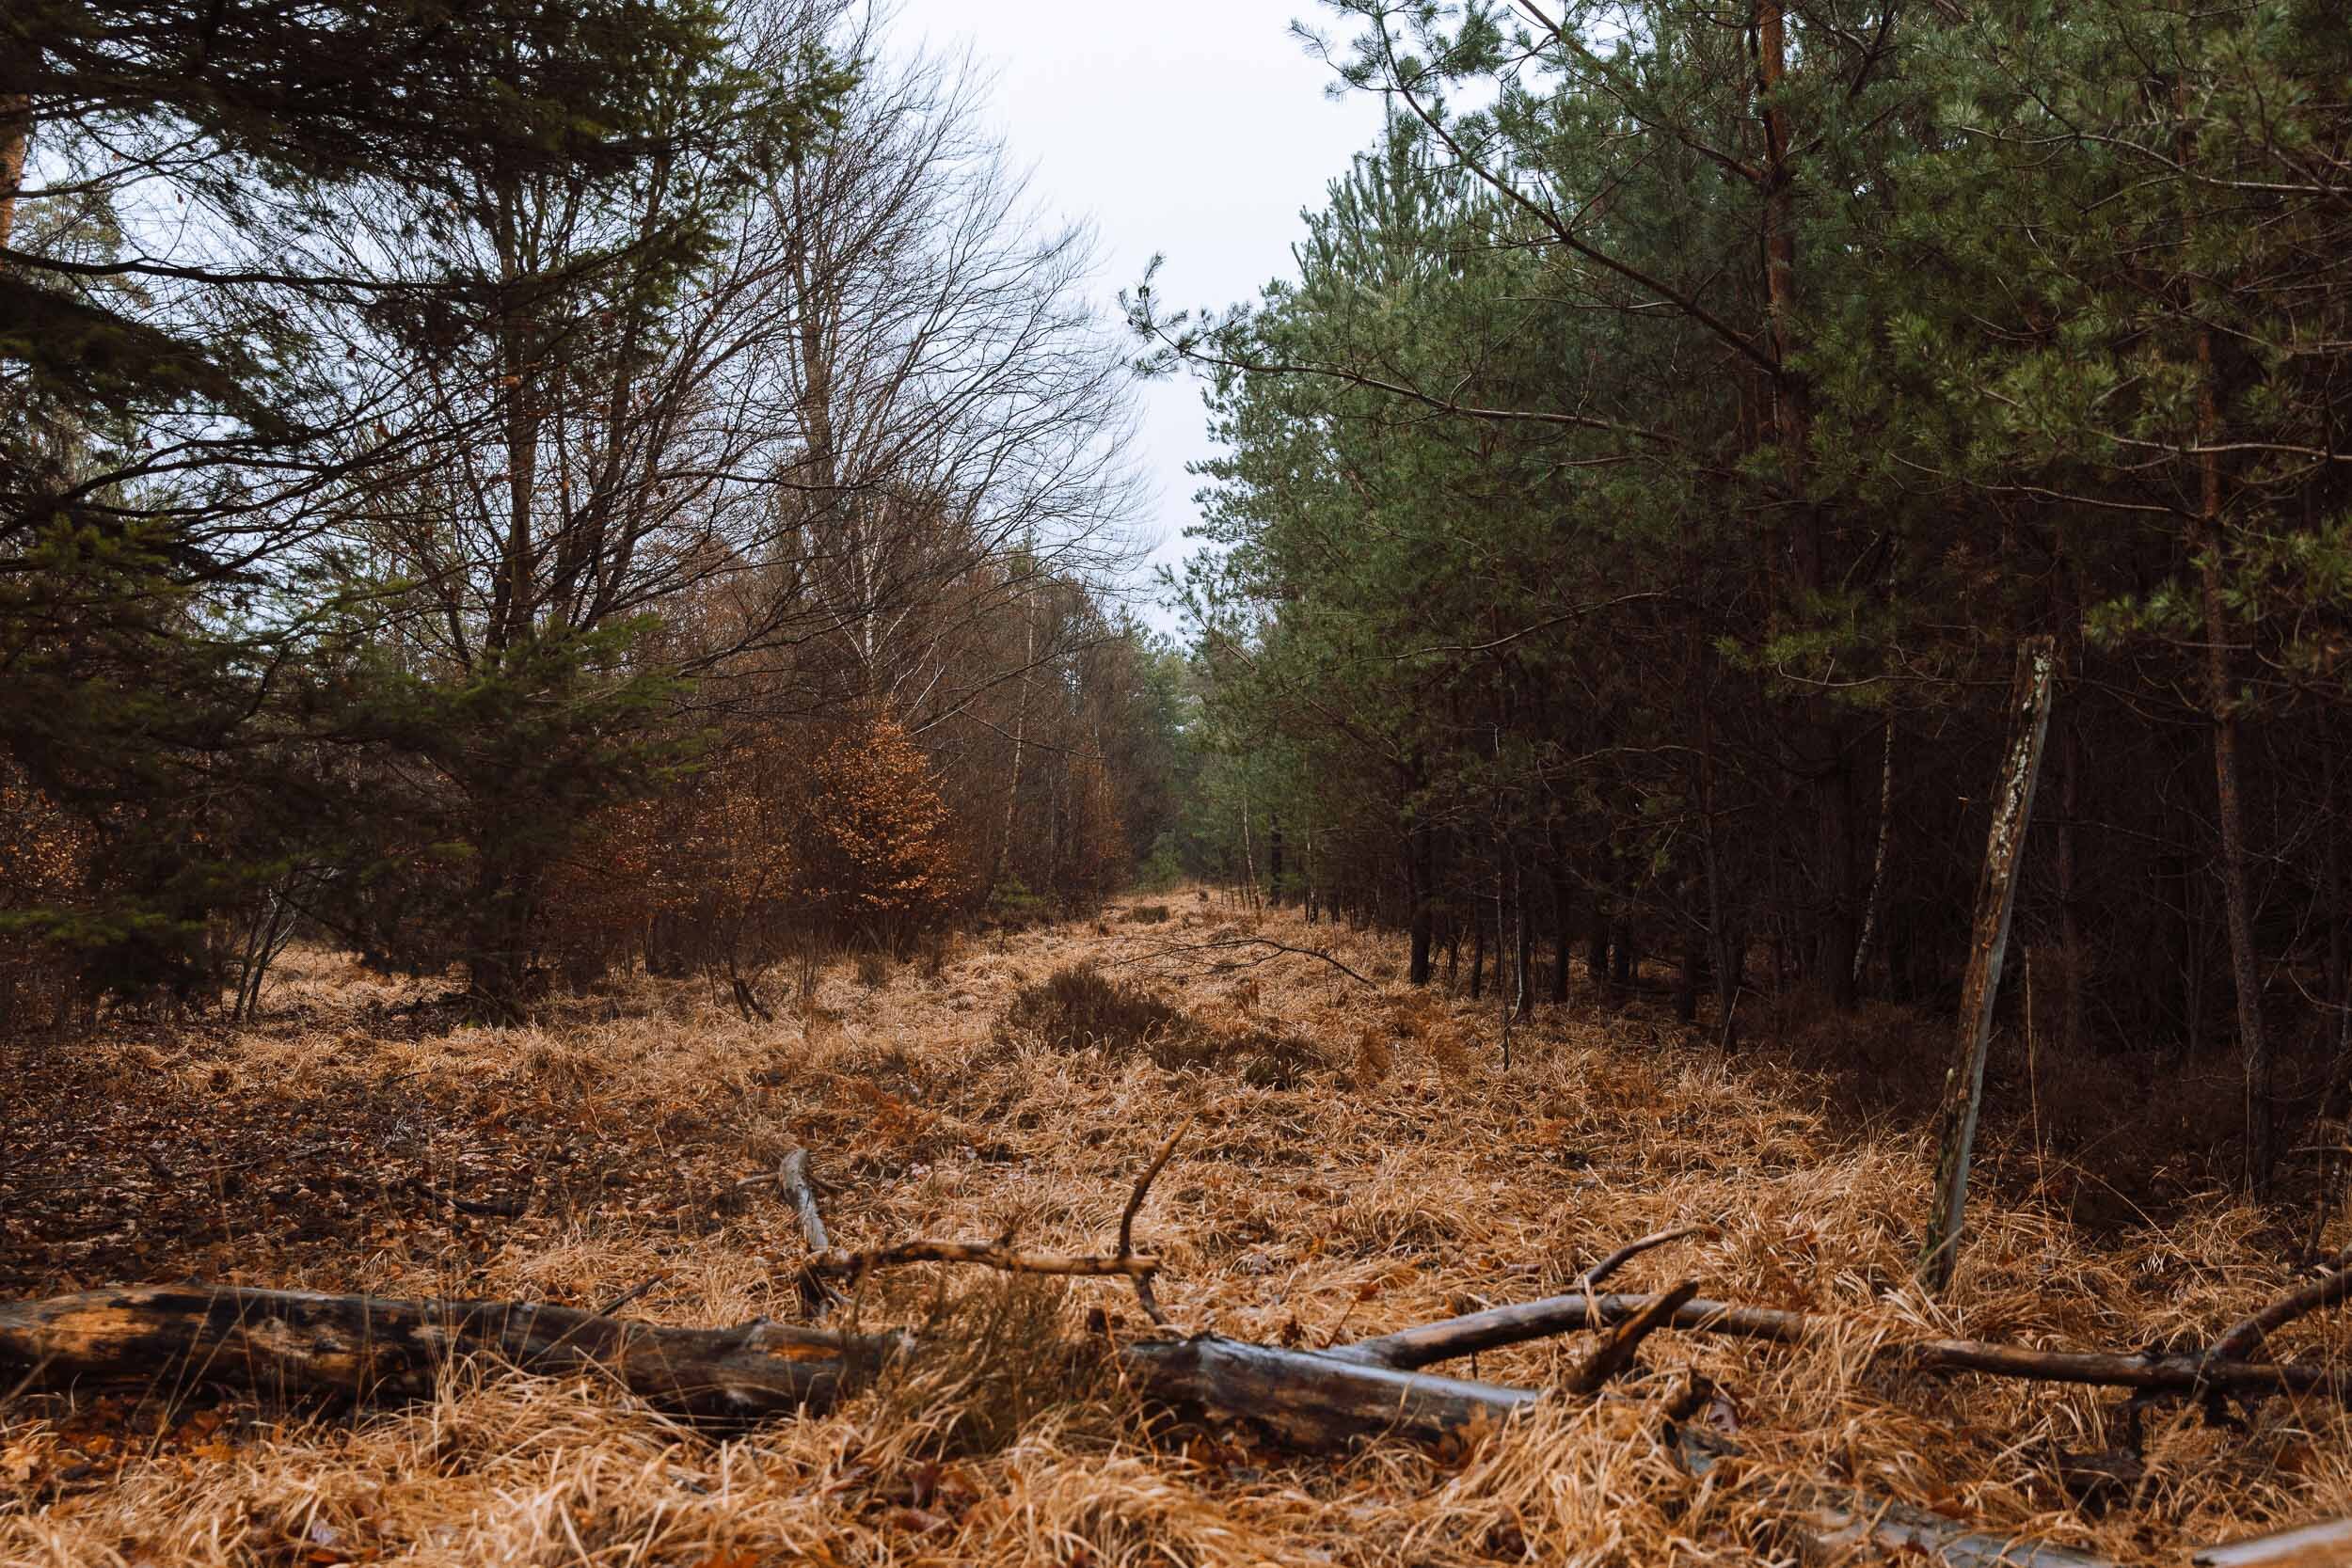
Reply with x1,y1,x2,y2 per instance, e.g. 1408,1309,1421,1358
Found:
805,1240,1163,1285
2204,1245,2352,1368
0,1285,898,1421
776,1148,845,1321
1574,1225,1712,1292
1120,1117,1191,1325
1124,937,1375,987
1335,1290,2352,1399
772,1149,830,1249
1120,1117,1191,1259
2192,1514,2352,1566
1673,1427,2113,1568
593,1275,667,1317
1564,1279,1699,1394
1334,1290,1808,1369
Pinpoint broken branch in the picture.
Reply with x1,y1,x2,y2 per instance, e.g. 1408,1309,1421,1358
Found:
775,1148,845,1321
1120,1116,1191,1325
1336,1290,2352,1399
2204,1245,2352,1369
1563,1278,1699,1393
1574,1224,1711,1292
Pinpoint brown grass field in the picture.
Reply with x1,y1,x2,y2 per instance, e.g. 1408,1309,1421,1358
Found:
3,891,2348,1565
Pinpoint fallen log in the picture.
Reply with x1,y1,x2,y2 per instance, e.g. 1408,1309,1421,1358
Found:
0,1283,2115,1568
0,1284,898,1420
2191,1513,2352,1566
1336,1290,2352,1399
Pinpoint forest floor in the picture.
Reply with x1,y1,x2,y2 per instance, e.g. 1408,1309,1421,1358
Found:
2,892,2348,1565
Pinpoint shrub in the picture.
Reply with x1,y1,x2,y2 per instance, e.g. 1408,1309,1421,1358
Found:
998,965,1325,1086
985,878,1051,928
793,710,971,945
999,964,1193,1060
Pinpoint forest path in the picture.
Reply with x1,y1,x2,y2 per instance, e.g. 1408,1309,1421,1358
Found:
0,895,2329,1561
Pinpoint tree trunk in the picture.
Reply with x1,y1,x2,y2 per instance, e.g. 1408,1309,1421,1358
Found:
2055,553,2089,1060
1406,817,1435,986
2199,331,2272,1195
1550,867,1572,1005
1266,815,1285,906
997,595,1033,889
2327,729,2352,1119
0,96,28,254
1917,637,2058,1292
1851,714,1895,990
1469,908,1485,1002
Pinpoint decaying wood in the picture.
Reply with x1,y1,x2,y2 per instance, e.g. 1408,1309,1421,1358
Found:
1335,1290,2352,1398
1919,633,2058,1293
2192,1514,2352,1567
775,1148,845,1320
1563,1279,1698,1394
2204,1244,2352,1370
0,1285,899,1420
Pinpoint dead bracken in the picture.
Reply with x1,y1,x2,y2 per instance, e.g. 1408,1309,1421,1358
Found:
4,901,2351,1565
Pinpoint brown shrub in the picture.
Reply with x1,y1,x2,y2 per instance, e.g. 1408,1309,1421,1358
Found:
868,1277,1114,1459
996,965,1325,1086
999,965,1195,1062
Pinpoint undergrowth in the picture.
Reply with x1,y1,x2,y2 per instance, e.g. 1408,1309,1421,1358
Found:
3,896,2349,1566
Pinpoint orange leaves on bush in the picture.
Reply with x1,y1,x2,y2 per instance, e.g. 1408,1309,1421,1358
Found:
791,710,970,940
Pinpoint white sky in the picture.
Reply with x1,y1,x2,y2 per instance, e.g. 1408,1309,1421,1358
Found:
883,0,1386,630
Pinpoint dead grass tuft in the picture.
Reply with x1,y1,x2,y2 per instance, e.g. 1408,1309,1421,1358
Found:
998,964,1196,1064
866,1277,1120,1460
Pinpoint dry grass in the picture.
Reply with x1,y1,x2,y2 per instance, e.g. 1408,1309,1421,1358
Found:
4,896,2350,1565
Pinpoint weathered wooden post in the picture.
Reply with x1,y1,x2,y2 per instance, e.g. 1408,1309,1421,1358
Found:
1917,635,2058,1294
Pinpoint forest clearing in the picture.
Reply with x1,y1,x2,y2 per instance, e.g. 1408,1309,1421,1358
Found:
11,0,2352,1560
5,897,2351,1566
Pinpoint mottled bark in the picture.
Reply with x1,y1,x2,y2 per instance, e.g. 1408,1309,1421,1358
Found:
1918,637,2057,1292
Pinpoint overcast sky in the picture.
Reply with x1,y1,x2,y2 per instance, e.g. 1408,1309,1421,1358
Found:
882,0,1385,630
